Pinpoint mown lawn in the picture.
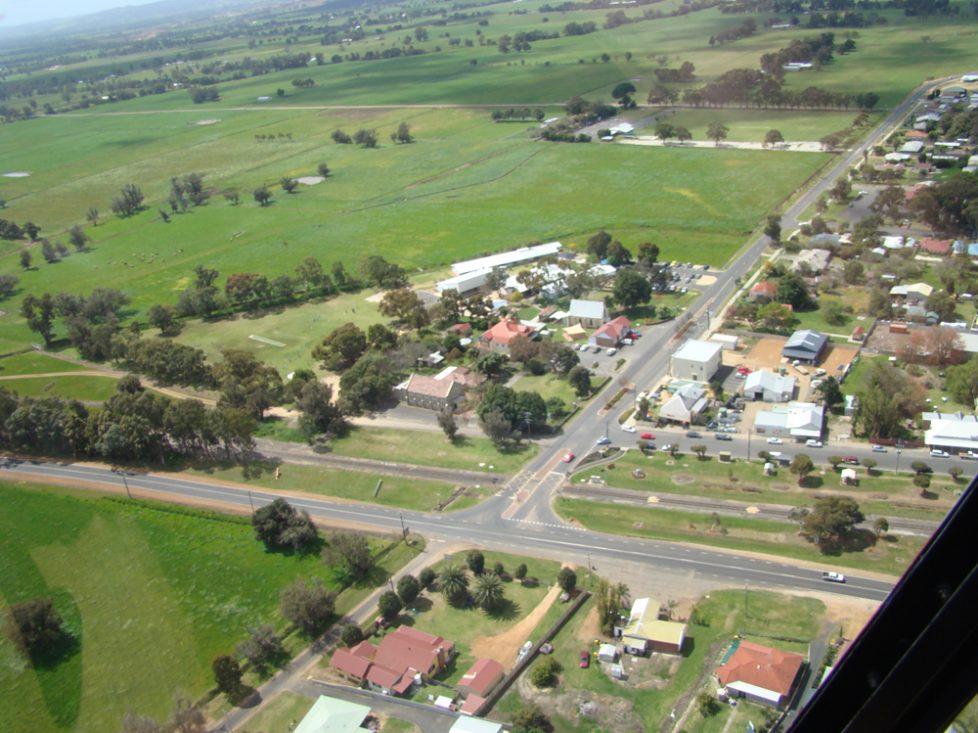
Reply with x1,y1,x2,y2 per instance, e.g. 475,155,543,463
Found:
573,449,954,521
0,482,418,733
511,373,578,404
328,426,537,475
492,587,824,732
0,352,87,376
0,374,120,401
180,459,489,513
556,497,924,577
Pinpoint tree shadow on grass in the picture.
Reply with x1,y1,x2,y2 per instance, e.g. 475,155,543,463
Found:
816,528,877,556
486,597,521,622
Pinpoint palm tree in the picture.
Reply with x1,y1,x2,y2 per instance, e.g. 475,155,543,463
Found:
472,573,505,612
440,564,469,607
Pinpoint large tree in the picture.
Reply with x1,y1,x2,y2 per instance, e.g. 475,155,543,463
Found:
775,273,811,310
3,597,69,660
472,572,505,612
280,578,335,634
252,498,318,552
211,655,242,696
439,563,470,607
801,497,865,547
313,323,367,371
298,381,347,440
323,531,374,581
706,121,728,146
613,269,651,308
945,356,978,405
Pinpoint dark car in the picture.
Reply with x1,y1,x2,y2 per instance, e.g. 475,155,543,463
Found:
715,433,733,441
686,430,701,438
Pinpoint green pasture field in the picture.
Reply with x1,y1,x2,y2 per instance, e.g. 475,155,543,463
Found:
511,373,578,404
555,497,924,576
0,482,418,733
0,351,85,375
0,374,119,401
180,459,488,513
573,450,954,520
638,109,879,143
492,587,823,732
328,426,536,474
0,104,826,364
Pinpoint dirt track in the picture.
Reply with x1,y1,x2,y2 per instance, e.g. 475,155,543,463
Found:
470,583,561,669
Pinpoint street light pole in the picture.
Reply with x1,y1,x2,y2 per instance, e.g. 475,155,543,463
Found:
122,472,131,500
248,490,255,512
399,512,407,542
895,449,902,475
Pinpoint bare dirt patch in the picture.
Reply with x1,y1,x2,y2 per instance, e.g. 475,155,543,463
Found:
671,473,696,486
517,671,644,733
575,606,602,644
820,344,859,374
744,337,788,371
695,275,717,287
470,583,561,668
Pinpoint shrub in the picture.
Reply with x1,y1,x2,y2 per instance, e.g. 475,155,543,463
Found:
419,567,437,589
397,575,421,605
341,624,364,647
467,550,485,575
530,656,562,687
557,567,577,592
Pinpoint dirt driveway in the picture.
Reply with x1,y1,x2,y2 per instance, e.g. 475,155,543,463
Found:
470,583,562,669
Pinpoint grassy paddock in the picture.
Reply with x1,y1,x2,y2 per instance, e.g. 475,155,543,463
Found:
556,497,923,576
639,109,878,143
0,375,120,401
0,352,86,375
0,482,417,733
179,459,488,513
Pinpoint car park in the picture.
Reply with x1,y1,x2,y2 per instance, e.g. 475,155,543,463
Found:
767,437,783,445
806,439,823,448
822,571,846,583
562,452,575,463
930,449,950,458
640,432,655,440
872,445,887,453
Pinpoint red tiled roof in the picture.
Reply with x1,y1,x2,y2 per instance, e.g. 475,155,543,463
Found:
905,130,929,140
481,318,533,345
331,648,373,680
751,281,777,296
366,663,402,690
373,626,454,678
459,658,505,696
592,315,631,342
919,237,952,255
851,325,865,337
716,641,804,697
460,694,487,715
448,323,472,335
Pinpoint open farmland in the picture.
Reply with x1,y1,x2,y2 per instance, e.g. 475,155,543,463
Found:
0,482,417,733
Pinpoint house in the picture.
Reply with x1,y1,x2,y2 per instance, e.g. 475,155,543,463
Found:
562,324,588,342
710,334,740,351
448,323,473,337
330,626,456,696
782,329,828,364
754,402,825,439
294,696,372,733
565,299,609,329
883,235,915,250
715,640,805,708
619,598,686,655
793,248,832,275
919,237,952,256
438,269,490,296
589,316,631,348
899,140,925,154
890,282,934,305
671,339,722,382
479,318,534,352
749,281,777,303
659,383,709,425
538,305,558,321
743,370,795,402
458,658,505,698
395,366,478,412
450,717,504,733
451,242,562,275
904,130,929,141
925,415,978,453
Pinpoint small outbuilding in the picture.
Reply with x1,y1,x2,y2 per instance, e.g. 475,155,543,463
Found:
294,696,372,733
597,644,618,663
458,658,505,699
782,329,828,365
743,369,795,403
619,597,687,655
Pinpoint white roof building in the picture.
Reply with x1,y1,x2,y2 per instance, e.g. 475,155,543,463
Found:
883,235,916,250
659,383,709,424
744,370,796,403
925,417,978,451
567,299,608,322
754,402,825,439
451,242,562,275
295,696,372,733
889,282,934,302
437,269,491,295
899,140,925,154
793,248,832,274
671,339,723,382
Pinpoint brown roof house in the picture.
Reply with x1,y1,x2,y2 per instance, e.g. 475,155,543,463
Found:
479,318,534,353
458,658,505,698
715,640,805,708
329,626,456,697
395,366,480,412
589,316,631,348
749,281,777,303
919,237,952,256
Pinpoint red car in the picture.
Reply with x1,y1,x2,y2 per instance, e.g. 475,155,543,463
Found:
579,650,590,668
562,452,576,463
640,433,655,440
841,456,859,465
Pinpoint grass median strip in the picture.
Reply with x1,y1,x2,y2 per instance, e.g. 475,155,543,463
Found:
556,497,923,577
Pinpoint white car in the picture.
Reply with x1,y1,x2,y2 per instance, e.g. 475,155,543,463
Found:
805,439,823,448
930,449,950,458
822,572,846,583
767,437,784,445
578,343,589,352
872,445,887,453
606,348,617,356
620,424,636,433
